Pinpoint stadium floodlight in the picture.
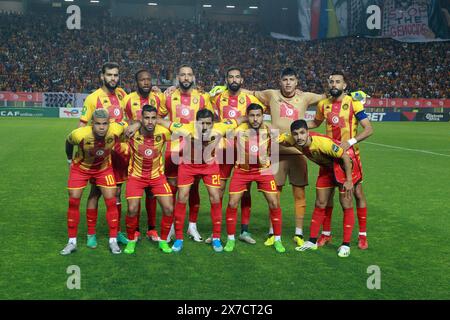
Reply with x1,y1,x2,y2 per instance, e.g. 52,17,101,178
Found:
281,7,288,10
226,5,235,9
249,6,258,9
148,2,158,5
64,0,74,2
203,4,212,8
90,0,100,3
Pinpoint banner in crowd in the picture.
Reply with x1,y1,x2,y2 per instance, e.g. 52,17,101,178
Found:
0,91,42,102
365,98,450,108
265,0,450,42
43,92,75,108
0,107,59,117
59,107,82,118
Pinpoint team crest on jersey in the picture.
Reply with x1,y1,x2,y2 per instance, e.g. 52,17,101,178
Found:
193,98,199,104
155,135,162,142
210,136,216,141
173,97,179,101
107,138,114,144
342,104,349,110
118,94,123,100
332,144,340,153
150,99,156,106
103,99,108,104
326,105,331,110
239,97,245,104
173,123,182,128
222,98,227,102
133,102,139,106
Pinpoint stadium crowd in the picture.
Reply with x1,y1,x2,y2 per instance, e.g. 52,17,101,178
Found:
0,12,448,98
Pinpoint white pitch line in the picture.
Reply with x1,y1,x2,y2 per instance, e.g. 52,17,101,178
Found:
363,141,450,157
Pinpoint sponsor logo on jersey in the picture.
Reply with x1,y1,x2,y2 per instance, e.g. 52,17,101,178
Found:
342,104,349,110
332,144,340,153
96,149,105,156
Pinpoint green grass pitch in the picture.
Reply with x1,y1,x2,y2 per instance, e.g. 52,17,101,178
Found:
0,118,449,300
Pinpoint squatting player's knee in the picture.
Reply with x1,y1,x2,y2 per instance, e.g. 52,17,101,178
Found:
162,205,173,216
209,194,221,204
127,204,139,216
315,199,328,208
267,199,279,210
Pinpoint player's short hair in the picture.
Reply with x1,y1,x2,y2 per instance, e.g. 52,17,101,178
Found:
196,109,214,121
329,71,346,82
280,67,297,79
135,69,151,82
290,119,308,132
142,104,157,115
226,66,241,77
246,103,263,114
93,109,110,119
101,62,120,74
177,64,194,74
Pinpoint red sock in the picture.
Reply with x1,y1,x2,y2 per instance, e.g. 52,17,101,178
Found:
125,215,138,240
310,207,326,239
105,198,119,238
269,207,282,236
343,208,355,243
357,207,367,234
146,197,157,228
188,182,200,223
211,202,222,238
174,201,186,240
240,193,251,225
67,197,81,238
160,214,174,241
322,206,334,233
86,208,98,235
226,206,238,236
170,184,178,206
136,202,141,231
116,202,122,231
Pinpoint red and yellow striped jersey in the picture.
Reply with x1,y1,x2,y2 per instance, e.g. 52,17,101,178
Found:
127,125,171,180
124,91,165,122
234,123,272,171
279,132,344,168
213,90,264,120
169,119,237,164
315,95,365,153
67,122,127,171
80,87,128,124
158,89,213,123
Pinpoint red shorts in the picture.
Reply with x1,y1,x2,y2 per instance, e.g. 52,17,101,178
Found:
68,164,116,190
126,175,173,199
177,163,221,188
112,144,129,185
317,161,363,193
219,163,234,180
229,168,278,194
164,149,179,179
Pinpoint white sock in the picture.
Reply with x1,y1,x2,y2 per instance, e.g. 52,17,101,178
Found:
69,237,77,245
189,222,197,229
274,236,281,241
212,237,220,241
109,237,117,244
269,227,274,234
295,228,303,236
359,232,367,236
322,231,331,236
228,235,235,240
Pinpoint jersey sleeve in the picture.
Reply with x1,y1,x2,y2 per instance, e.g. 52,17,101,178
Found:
249,95,267,112
67,128,84,145
352,100,368,122
315,100,325,121
318,137,344,159
277,132,295,146
110,122,128,137
158,94,169,118
213,119,238,136
169,122,193,135
124,95,133,121
203,93,214,112
79,94,96,124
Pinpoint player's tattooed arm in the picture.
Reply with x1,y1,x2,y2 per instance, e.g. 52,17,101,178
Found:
340,118,373,151
65,140,74,165
124,122,141,138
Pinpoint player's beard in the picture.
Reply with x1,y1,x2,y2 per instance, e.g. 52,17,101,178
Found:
138,87,150,97
228,82,241,93
329,88,343,98
104,80,118,91
179,80,193,91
